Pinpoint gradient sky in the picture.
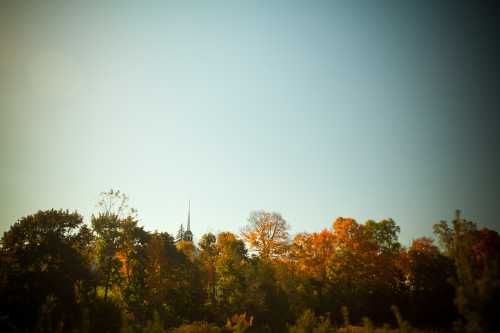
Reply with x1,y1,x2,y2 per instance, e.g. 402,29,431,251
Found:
1,1,499,244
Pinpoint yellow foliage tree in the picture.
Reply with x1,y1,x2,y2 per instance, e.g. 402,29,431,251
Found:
241,210,289,260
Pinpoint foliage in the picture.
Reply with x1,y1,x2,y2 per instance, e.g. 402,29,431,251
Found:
403,237,456,326
433,210,500,333
0,209,91,332
214,232,248,319
341,306,350,329
96,189,138,220
142,311,165,333
361,317,374,333
1,199,498,332
89,298,123,333
225,313,253,333
288,309,334,333
172,321,222,333
241,210,290,260
390,305,412,333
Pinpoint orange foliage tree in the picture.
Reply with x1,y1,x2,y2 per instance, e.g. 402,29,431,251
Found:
241,211,290,260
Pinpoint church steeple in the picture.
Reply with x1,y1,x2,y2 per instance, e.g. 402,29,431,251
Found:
183,200,193,242
187,200,191,232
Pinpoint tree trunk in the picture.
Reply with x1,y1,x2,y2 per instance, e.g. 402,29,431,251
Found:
104,256,112,302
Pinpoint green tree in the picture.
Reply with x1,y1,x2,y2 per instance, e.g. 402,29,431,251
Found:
0,210,91,332
365,219,401,255
92,189,140,303
198,233,218,313
177,224,185,242
92,212,122,303
142,231,205,327
434,210,500,333
242,257,289,331
215,232,248,318
118,217,150,327
404,237,456,326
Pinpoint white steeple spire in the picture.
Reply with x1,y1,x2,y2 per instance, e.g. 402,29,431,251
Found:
187,200,191,231
183,200,193,242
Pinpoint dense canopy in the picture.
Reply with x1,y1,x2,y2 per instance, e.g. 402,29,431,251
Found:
1,193,499,332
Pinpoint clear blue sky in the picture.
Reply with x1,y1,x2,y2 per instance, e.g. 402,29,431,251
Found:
1,1,499,244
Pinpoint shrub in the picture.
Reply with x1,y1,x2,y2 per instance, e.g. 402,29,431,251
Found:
288,309,334,333
142,311,165,333
172,321,222,333
225,313,253,333
391,305,412,333
361,317,374,333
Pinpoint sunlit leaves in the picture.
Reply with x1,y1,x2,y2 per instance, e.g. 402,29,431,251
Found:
241,210,289,260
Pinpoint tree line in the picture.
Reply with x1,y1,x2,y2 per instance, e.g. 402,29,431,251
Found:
0,190,499,332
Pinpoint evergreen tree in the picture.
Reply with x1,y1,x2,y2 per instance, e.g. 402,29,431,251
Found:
177,224,185,242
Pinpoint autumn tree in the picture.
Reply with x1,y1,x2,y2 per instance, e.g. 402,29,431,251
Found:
177,239,197,260
326,218,377,285
325,217,405,323
287,229,337,316
4,199,498,331
241,211,289,260
289,229,336,282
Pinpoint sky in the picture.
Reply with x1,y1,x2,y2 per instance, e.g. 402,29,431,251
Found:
1,1,499,245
